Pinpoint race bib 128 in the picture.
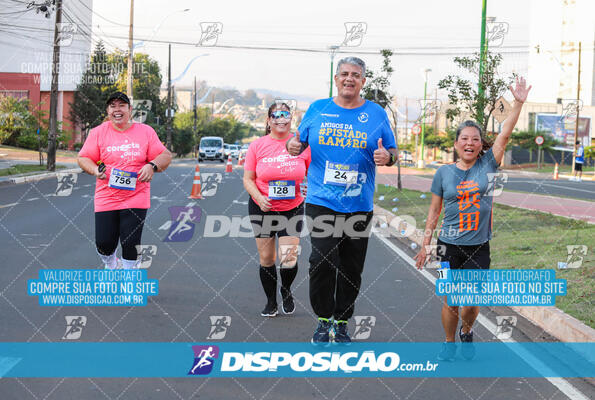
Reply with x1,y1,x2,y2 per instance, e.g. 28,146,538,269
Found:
268,180,296,200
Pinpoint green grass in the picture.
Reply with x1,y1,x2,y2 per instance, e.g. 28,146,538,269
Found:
374,184,595,329
0,164,66,177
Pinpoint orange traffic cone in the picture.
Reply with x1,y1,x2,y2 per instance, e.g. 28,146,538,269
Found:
225,154,233,173
553,162,559,180
188,165,203,199
237,153,244,167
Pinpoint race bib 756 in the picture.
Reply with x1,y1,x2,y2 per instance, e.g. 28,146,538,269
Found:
108,168,137,191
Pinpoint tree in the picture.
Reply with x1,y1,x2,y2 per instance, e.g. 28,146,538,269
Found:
69,41,117,142
511,130,561,164
0,96,35,144
362,49,404,189
438,51,514,135
423,126,452,152
113,51,166,127
71,46,166,145
585,145,595,176
172,108,212,156
0,97,67,152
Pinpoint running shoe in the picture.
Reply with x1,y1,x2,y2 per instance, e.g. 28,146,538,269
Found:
437,342,457,361
333,320,351,344
104,257,122,270
280,287,295,314
311,318,332,345
459,327,475,360
261,301,278,317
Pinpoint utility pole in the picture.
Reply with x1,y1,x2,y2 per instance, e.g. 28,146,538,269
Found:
477,0,488,126
193,76,198,157
127,0,134,99
47,0,63,172
420,69,431,167
211,93,215,119
166,43,172,150
572,41,582,171
391,98,402,190
329,46,339,97
433,87,439,161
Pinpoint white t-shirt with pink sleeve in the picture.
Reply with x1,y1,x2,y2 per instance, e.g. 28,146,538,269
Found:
244,134,311,212
79,121,167,212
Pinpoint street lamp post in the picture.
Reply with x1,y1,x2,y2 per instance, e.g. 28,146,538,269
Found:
166,43,172,150
329,45,339,97
419,68,431,168
134,8,190,49
477,0,488,125
126,0,134,100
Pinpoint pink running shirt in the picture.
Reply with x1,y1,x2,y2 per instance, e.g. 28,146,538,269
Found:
79,121,167,212
244,134,311,211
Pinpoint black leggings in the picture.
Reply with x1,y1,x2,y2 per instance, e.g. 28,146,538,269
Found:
306,203,373,321
95,209,147,260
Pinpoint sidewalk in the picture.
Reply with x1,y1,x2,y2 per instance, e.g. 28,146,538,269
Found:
377,167,595,224
0,147,80,186
0,145,79,164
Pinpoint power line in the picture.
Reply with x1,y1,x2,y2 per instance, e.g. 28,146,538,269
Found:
66,0,121,50
1,22,593,57
0,9,31,15
0,22,541,56
75,0,128,27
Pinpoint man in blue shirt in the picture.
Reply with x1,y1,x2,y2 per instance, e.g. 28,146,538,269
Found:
572,140,585,182
287,57,397,344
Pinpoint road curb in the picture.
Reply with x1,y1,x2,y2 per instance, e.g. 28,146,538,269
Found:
510,305,595,342
0,168,82,186
373,203,595,343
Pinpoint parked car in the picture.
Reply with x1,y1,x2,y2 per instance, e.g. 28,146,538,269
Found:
199,136,225,162
230,144,240,159
240,144,249,158
400,150,413,163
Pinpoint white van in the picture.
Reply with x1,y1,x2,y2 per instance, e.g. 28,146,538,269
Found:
199,137,225,162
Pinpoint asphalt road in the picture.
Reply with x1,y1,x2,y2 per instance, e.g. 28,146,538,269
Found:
0,159,593,399
422,165,594,201
502,176,595,201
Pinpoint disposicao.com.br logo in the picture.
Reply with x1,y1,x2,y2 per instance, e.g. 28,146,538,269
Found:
187,343,439,377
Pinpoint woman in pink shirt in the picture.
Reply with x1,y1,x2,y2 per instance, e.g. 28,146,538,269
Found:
78,92,172,269
243,102,311,317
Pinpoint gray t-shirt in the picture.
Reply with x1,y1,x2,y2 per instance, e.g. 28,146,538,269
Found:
431,149,499,245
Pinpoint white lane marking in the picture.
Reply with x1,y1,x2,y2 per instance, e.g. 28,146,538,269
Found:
26,197,40,201
373,232,590,400
510,180,595,195
0,202,18,209
232,200,248,205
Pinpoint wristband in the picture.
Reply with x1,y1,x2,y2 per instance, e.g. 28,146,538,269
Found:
388,153,396,166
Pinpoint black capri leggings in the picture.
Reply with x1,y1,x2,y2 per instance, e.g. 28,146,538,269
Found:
95,208,147,260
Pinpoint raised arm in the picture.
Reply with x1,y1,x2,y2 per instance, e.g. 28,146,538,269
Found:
492,77,532,165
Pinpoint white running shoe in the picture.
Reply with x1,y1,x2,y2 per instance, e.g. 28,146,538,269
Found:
104,257,122,270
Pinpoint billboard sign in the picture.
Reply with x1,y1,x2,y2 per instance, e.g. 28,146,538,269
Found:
535,113,591,150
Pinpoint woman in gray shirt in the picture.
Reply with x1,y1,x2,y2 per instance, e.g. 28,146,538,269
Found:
414,77,531,361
